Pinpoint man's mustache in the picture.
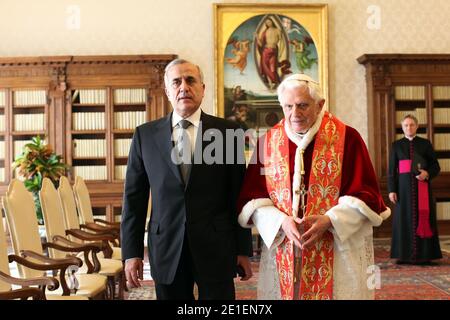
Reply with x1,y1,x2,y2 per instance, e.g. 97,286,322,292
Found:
178,93,193,100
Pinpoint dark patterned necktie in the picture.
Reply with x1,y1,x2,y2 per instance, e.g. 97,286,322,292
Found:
177,119,192,184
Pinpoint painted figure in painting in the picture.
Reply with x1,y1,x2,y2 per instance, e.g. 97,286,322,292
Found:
226,38,252,74
227,104,250,131
255,16,289,90
291,39,317,73
223,14,319,131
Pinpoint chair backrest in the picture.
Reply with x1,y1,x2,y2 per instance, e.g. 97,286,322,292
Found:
39,178,69,260
73,176,94,225
0,212,12,292
2,179,44,278
58,176,82,243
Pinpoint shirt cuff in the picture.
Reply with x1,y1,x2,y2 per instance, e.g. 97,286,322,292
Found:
253,206,287,249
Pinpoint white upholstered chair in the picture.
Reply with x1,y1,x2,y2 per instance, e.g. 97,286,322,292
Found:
59,176,121,260
40,177,125,299
0,213,59,300
2,179,107,299
73,176,120,230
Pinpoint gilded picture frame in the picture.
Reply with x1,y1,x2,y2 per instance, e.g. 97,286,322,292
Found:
214,3,328,131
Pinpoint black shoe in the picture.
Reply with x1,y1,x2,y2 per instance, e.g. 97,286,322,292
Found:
396,260,410,265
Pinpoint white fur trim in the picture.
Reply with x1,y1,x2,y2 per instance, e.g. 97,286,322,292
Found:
338,196,391,227
238,198,273,228
379,207,391,220
326,203,369,250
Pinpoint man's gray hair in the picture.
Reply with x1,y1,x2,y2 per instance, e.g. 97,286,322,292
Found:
402,114,418,125
277,73,324,105
164,58,204,86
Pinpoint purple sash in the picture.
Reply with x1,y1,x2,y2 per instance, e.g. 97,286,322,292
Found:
398,160,433,238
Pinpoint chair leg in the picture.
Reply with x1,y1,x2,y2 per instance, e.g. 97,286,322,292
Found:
116,271,125,300
122,261,129,292
107,276,115,300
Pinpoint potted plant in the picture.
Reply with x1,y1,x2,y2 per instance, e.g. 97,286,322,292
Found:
12,136,69,224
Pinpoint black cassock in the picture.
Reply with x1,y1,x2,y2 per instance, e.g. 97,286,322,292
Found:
388,136,442,262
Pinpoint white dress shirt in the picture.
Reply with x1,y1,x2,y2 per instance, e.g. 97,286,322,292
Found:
171,107,202,156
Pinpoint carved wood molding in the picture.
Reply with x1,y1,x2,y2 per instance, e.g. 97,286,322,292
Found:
359,54,450,84
0,54,176,66
48,66,68,98
357,54,450,64
370,64,392,89
0,54,176,86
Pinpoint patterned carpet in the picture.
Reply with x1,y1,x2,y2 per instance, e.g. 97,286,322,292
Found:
125,238,450,300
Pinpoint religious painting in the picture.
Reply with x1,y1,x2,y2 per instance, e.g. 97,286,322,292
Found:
214,4,328,131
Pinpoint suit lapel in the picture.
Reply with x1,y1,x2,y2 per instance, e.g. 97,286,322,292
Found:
153,112,184,185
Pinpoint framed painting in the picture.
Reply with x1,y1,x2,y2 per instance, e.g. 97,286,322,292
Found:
214,3,328,131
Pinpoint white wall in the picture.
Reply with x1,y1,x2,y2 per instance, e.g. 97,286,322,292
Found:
1,0,450,142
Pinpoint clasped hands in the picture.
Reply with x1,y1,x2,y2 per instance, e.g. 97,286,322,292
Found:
281,215,332,250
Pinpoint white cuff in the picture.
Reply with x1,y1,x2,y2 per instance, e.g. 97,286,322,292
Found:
325,203,366,245
253,206,287,249
325,195,391,251
238,198,274,228
338,196,391,227
238,198,287,249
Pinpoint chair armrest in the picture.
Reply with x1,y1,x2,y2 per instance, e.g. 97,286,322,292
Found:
78,224,121,247
0,287,45,300
66,229,114,259
18,250,82,267
93,218,120,228
80,223,120,237
66,228,116,242
9,252,81,296
0,269,59,291
52,235,103,251
43,239,101,273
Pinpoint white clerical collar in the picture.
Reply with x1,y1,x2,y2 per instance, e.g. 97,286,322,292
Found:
405,135,416,141
284,108,325,150
296,131,308,139
172,107,202,128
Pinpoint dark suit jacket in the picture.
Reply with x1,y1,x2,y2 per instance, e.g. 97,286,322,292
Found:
121,111,253,284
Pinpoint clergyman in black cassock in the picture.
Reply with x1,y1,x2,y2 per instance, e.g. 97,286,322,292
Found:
388,135,442,263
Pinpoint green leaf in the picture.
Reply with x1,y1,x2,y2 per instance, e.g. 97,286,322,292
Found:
12,135,71,222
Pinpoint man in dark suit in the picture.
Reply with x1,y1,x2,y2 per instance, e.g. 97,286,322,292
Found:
121,59,253,300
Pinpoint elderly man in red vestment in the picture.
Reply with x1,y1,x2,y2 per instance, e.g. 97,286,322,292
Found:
237,74,391,299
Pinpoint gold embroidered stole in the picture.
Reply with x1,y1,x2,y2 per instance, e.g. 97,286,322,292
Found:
264,112,346,300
